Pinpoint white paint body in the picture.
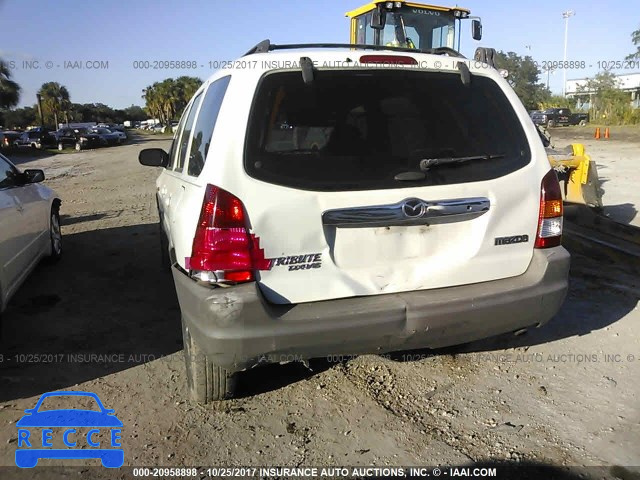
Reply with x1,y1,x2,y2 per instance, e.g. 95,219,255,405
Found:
156,50,551,304
0,153,59,312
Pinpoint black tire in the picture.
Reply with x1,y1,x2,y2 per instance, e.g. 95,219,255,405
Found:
181,315,236,403
48,204,62,262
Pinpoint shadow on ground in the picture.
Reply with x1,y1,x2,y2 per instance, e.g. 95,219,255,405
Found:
0,223,181,402
3,148,57,166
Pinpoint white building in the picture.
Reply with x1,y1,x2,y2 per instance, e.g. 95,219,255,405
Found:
565,72,640,109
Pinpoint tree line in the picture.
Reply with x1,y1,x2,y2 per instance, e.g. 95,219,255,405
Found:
142,77,203,127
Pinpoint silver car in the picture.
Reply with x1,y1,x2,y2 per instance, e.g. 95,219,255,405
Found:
0,153,62,317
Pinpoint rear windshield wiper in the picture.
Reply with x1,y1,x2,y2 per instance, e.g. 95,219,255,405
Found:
420,153,505,171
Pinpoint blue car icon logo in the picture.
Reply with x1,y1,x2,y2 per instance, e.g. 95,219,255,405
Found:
15,391,123,468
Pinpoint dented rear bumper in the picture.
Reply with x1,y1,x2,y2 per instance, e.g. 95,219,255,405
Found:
172,247,570,372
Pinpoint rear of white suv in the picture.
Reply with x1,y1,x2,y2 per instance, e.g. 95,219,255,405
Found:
139,46,570,403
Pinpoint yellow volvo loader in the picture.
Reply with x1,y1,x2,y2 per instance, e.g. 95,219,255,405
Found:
345,0,604,209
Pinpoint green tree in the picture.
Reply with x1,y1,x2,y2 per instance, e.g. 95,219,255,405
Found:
0,60,20,109
142,76,203,124
494,51,550,110
538,95,574,110
38,82,71,128
626,27,640,60
122,105,147,121
577,71,634,125
2,106,37,129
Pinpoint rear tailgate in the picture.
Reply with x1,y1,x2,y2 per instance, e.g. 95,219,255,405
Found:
240,66,540,304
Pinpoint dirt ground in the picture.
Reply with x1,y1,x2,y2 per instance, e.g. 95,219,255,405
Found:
0,135,639,479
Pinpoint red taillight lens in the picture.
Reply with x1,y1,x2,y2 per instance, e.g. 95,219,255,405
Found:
188,185,271,282
359,55,418,65
535,170,563,248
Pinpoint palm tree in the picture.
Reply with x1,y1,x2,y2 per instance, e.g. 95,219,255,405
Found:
143,83,164,123
0,59,20,109
175,76,202,113
142,76,202,126
627,28,640,60
38,82,70,128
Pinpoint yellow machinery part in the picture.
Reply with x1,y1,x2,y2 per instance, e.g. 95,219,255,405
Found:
547,143,603,208
345,1,469,19
346,1,470,44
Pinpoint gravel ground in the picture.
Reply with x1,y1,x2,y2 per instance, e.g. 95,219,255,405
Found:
0,135,638,479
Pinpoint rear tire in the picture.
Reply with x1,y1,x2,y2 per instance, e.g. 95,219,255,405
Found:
181,315,236,403
48,203,62,262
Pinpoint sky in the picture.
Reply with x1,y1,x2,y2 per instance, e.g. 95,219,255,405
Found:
1,0,639,110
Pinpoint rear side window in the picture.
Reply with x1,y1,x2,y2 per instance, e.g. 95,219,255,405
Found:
187,76,231,177
245,70,531,191
175,92,203,173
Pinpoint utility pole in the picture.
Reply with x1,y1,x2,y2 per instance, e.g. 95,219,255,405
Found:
543,65,555,90
35,93,45,127
562,10,575,96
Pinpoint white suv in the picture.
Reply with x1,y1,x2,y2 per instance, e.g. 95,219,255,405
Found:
139,42,570,403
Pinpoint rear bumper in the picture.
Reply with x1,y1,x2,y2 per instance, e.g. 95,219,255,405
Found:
172,248,570,372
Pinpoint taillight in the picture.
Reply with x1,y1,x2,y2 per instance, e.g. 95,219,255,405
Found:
359,55,418,65
535,170,563,248
187,185,271,284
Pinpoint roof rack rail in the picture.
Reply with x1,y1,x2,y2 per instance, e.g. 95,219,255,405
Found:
243,39,272,56
242,41,466,58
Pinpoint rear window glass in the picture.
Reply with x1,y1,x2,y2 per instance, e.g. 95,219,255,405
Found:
244,69,531,191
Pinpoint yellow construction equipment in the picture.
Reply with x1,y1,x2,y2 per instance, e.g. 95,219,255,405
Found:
346,1,482,52
546,143,603,208
537,126,603,208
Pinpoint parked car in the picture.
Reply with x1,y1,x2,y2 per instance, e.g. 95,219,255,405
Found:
97,123,125,133
531,108,589,127
54,127,103,151
89,128,121,146
1,131,22,149
0,152,61,320
139,45,570,403
13,128,56,149
109,129,127,142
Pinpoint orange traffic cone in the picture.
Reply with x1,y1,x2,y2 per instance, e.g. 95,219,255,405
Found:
604,127,610,139
594,127,601,139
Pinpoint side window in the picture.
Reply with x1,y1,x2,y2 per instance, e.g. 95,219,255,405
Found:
0,155,18,189
175,92,203,173
168,111,189,169
187,76,231,177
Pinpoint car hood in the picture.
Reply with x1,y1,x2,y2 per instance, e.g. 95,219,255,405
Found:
16,410,123,427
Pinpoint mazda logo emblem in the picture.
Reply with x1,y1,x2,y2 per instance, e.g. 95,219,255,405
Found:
402,199,426,218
